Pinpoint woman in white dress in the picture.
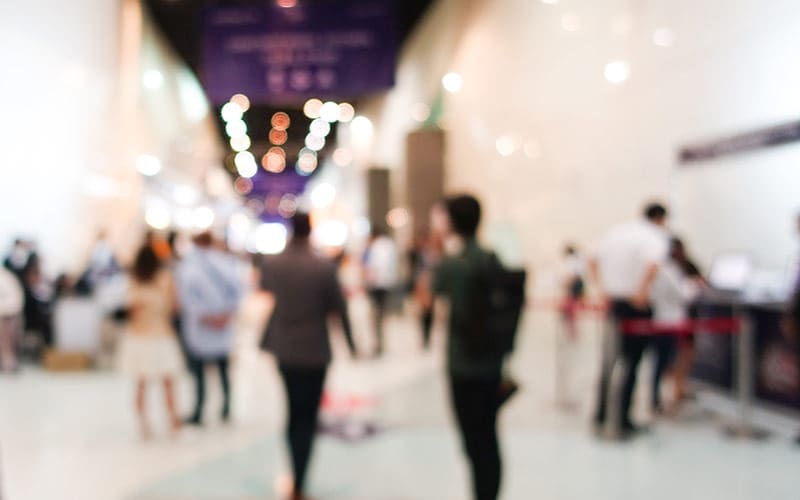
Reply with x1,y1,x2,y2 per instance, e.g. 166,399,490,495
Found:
119,244,183,438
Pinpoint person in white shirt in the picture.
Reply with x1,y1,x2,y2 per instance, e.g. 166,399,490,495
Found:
560,244,585,341
0,267,24,373
363,228,399,356
590,203,669,436
649,237,703,413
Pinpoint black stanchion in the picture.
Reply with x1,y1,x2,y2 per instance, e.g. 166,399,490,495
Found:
723,312,770,440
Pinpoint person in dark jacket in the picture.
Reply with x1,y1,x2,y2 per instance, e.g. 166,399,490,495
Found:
258,213,357,500
432,195,506,500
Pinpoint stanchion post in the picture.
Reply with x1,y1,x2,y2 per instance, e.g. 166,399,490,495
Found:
601,314,624,439
723,310,769,440
555,311,564,408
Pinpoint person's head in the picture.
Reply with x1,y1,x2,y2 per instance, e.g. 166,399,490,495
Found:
669,237,686,262
443,194,482,239
192,231,213,248
643,202,668,227
414,228,430,247
564,244,577,256
167,231,178,251
132,244,161,283
291,212,312,241
370,226,387,242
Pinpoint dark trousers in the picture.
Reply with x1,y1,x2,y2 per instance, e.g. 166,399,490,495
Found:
187,356,230,422
651,335,676,410
450,374,502,500
279,365,327,494
368,288,389,354
421,307,433,348
595,301,652,429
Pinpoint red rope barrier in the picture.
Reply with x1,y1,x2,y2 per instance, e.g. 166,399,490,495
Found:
619,317,742,336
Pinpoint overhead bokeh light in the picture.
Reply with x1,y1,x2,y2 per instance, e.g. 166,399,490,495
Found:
604,60,631,84
338,103,355,123
229,93,251,112
235,151,258,178
265,193,282,215
247,198,265,215
411,102,431,123
173,207,194,230
255,223,288,254
297,149,318,175
310,182,336,208
269,128,288,145
495,135,518,157
142,69,164,90
262,148,287,173
221,102,244,122
136,154,162,176
441,72,463,93
278,194,298,218
309,118,331,137
230,134,252,152
314,220,348,247
145,203,171,230
234,177,254,195
172,185,199,205
193,206,215,230
225,119,247,138
386,207,410,229
303,98,323,119
350,115,373,137
319,101,340,123
305,133,326,151
333,147,353,166
271,112,291,130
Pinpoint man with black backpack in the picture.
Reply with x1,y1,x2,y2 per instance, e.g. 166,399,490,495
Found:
432,195,526,500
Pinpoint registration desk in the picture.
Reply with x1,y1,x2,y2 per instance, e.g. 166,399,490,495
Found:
691,294,799,416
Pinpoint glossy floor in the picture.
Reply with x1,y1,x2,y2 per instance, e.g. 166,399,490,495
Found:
0,296,797,499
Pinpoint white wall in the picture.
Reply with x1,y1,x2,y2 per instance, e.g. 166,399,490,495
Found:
363,0,800,291
0,0,227,274
0,0,122,272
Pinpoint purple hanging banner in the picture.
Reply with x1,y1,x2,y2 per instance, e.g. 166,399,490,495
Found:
201,1,396,105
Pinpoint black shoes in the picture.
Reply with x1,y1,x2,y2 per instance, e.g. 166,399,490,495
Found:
184,416,203,426
621,422,650,439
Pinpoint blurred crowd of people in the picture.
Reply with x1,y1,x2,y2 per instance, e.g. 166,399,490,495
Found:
2,196,799,500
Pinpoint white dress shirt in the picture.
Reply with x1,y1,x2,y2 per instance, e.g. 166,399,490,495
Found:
593,219,669,299
365,236,399,290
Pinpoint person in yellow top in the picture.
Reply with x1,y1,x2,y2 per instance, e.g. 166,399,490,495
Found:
118,244,184,439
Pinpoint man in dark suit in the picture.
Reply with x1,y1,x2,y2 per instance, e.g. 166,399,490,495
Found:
258,213,357,500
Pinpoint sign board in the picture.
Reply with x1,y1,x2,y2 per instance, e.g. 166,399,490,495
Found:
679,120,800,164
202,1,396,104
